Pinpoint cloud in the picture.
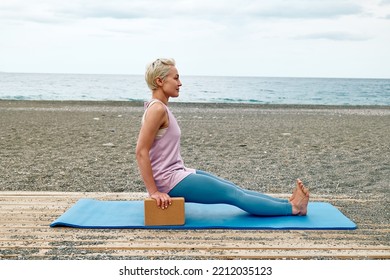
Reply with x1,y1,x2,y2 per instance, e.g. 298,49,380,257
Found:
243,0,362,19
63,0,365,23
0,0,365,24
56,1,156,20
0,0,70,24
294,31,371,41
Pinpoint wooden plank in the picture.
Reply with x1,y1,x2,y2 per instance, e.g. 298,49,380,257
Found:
0,191,389,260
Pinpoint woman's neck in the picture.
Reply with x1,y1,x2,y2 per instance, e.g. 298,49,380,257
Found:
152,91,169,105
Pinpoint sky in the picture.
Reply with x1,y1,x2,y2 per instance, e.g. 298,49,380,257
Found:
1,0,389,78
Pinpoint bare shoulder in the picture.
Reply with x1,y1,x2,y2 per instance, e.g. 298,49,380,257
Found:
148,101,166,114
144,102,168,126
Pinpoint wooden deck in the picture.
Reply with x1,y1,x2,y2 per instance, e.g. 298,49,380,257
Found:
0,191,389,260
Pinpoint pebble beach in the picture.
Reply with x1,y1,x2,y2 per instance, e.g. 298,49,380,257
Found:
0,100,389,244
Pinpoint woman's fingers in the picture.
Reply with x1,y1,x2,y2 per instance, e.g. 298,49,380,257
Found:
151,192,172,209
160,193,172,209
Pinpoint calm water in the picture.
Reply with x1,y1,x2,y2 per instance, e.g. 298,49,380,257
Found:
0,72,389,105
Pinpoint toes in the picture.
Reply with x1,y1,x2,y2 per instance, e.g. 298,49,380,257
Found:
297,179,303,189
296,179,309,195
292,179,309,202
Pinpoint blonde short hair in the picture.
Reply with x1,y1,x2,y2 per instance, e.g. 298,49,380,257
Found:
145,58,176,90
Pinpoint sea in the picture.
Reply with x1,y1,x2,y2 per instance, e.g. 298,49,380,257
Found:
0,72,389,105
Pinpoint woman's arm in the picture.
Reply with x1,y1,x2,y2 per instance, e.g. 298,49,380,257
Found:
135,103,172,209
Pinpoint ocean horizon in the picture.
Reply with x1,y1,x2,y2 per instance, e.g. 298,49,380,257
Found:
0,72,389,106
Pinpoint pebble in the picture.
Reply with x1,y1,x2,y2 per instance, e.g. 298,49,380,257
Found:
102,143,115,147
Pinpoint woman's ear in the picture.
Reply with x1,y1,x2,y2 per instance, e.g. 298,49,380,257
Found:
155,77,164,87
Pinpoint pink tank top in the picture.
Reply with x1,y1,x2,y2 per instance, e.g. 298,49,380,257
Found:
143,100,195,193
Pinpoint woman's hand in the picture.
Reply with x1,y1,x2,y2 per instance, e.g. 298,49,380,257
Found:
150,191,172,209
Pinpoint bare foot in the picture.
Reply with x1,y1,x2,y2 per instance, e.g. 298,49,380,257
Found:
289,179,302,201
290,179,309,216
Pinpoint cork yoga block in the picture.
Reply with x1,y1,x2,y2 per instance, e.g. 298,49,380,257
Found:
144,197,185,226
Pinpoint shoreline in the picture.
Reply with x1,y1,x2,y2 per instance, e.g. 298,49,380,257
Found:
2,99,390,110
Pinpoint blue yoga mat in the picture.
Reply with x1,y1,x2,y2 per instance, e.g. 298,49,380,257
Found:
50,199,356,230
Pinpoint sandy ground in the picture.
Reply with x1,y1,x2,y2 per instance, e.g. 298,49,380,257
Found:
0,100,389,230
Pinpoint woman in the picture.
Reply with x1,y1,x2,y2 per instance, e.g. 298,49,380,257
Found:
136,58,309,216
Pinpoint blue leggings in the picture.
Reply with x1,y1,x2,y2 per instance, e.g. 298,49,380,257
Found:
169,170,293,216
